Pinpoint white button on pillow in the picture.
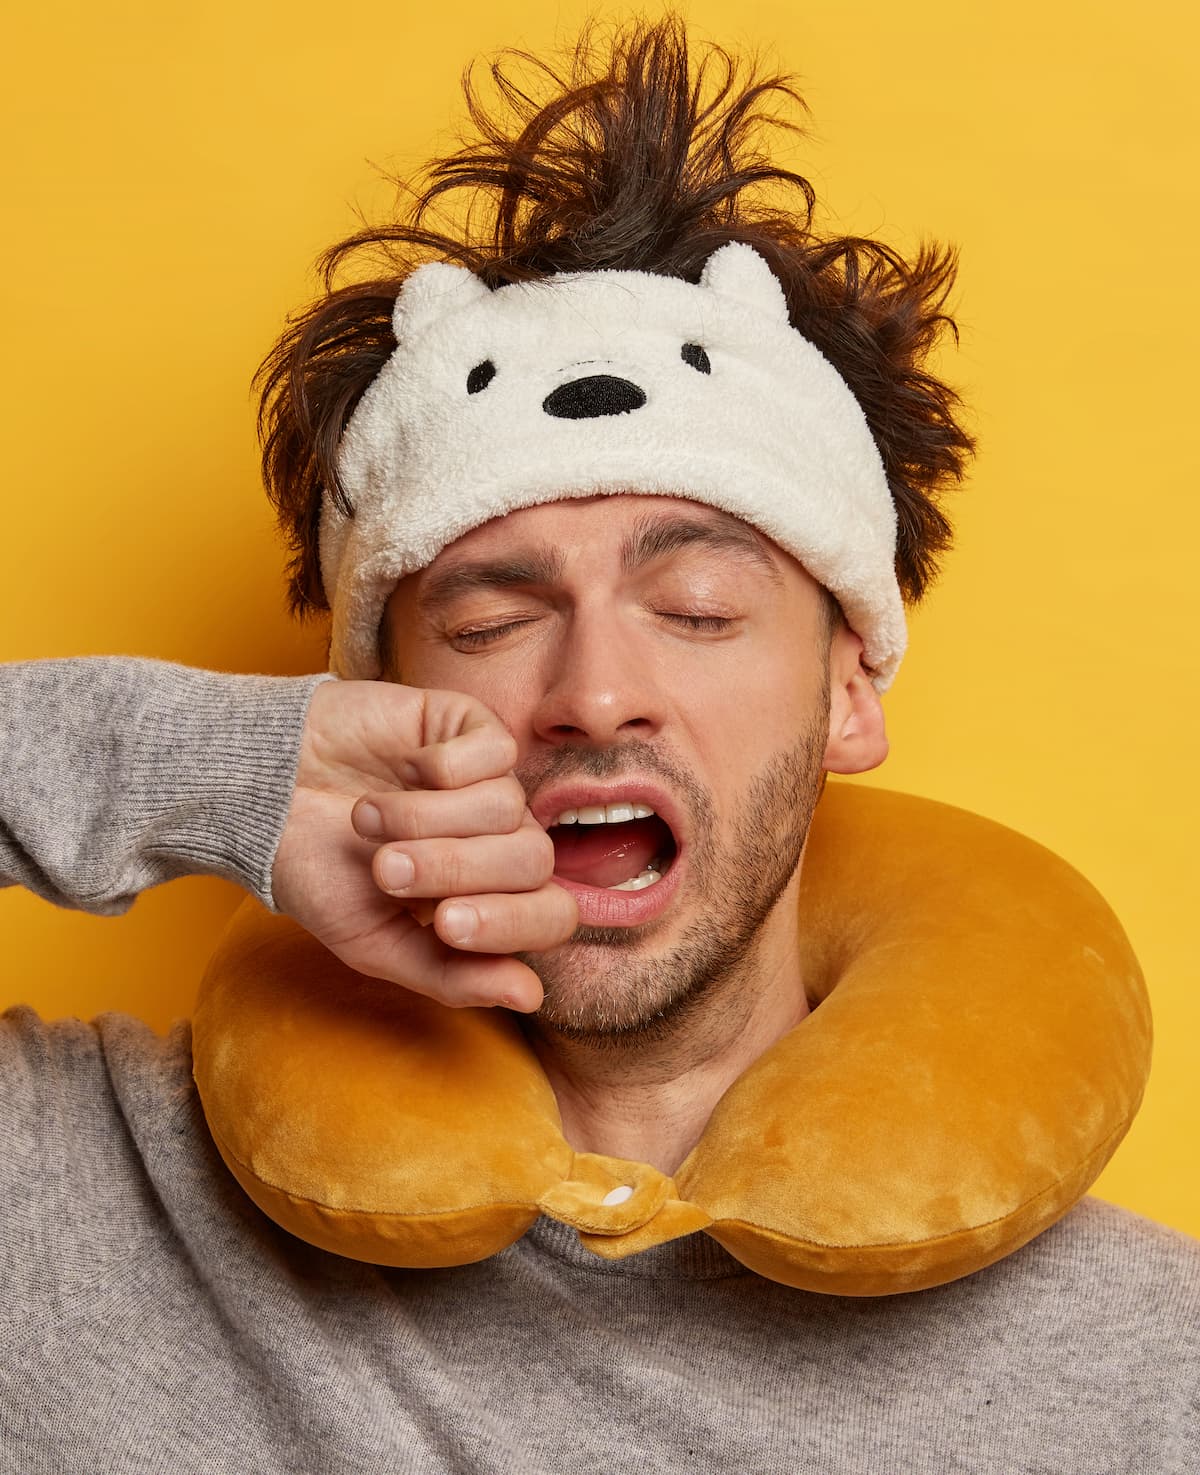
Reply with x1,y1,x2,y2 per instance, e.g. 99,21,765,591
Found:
601,1185,635,1207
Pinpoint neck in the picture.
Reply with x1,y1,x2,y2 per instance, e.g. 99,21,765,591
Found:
522,909,809,1177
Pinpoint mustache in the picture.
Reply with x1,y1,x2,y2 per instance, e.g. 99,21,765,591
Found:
517,739,676,787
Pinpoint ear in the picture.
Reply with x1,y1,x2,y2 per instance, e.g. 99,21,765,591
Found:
698,242,791,325
823,625,889,775
392,262,491,342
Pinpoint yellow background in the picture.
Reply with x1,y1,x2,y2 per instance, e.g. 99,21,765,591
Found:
2,3,1196,1235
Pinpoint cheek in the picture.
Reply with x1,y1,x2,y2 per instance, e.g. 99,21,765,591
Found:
693,658,830,794
692,643,824,732
463,673,531,733
390,636,537,735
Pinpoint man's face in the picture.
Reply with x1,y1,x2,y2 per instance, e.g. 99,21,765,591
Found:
382,494,866,1042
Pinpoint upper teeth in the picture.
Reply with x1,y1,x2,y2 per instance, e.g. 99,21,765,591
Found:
553,801,656,826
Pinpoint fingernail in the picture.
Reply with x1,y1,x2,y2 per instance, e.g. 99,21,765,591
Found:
441,902,477,945
379,851,415,891
354,802,383,838
399,761,420,787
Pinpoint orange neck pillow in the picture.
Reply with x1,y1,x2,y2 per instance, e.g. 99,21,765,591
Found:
192,784,1151,1296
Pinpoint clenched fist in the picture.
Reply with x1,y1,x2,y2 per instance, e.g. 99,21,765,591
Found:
271,679,577,1010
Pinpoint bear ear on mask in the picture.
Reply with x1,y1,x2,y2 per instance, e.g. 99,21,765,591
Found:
192,783,1150,1297
698,236,792,321
390,261,491,341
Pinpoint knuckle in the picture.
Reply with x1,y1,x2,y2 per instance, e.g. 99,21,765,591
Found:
433,846,467,896
493,779,526,832
379,791,420,837
523,828,557,882
493,729,519,771
424,744,457,789
404,794,444,842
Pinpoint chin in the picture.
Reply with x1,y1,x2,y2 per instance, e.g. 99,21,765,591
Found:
518,921,739,1043
518,939,671,1039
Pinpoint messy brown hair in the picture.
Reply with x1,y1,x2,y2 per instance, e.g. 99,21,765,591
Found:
256,14,975,620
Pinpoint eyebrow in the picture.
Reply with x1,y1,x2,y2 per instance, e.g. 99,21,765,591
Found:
417,508,781,613
418,549,566,612
619,512,782,583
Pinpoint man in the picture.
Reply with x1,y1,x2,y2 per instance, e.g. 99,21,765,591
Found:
2,18,1196,1474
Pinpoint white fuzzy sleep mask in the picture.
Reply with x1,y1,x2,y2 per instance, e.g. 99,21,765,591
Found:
321,241,906,688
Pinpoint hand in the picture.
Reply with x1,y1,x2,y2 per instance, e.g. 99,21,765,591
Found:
271,679,577,1010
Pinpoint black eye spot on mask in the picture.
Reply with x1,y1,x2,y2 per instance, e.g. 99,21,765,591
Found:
467,360,497,394
681,343,711,374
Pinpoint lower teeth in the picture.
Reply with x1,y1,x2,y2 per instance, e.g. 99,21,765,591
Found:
609,860,665,892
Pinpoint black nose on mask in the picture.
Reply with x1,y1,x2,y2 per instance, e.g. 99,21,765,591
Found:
542,374,647,419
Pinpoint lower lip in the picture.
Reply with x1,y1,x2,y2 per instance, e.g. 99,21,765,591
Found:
553,850,683,927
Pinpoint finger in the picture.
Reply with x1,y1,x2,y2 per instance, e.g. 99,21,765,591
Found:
432,882,579,954
403,696,518,791
348,912,545,1011
404,899,438,927
372,818,554,899
352,775,526,843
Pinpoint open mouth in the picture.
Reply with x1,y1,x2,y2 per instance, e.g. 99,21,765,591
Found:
547,801,679,893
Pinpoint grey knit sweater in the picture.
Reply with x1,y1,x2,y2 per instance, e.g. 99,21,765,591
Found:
1,657,1197,1474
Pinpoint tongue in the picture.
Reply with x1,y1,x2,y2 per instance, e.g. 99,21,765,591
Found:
551,817,664,889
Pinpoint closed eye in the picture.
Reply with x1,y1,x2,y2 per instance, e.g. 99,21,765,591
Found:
451,612,735,648
659,613,735,633
451,620,532,649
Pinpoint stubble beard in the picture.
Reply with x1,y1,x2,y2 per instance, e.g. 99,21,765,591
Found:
515,708,829,1047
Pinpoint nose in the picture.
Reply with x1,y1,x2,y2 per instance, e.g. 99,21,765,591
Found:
530,603,666,747
542,374,647,419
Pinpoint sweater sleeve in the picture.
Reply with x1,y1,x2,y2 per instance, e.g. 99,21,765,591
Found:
0,657,330,913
